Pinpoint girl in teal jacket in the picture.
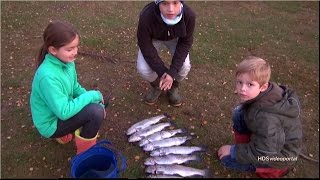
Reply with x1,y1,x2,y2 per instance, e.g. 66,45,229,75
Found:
30,21,106,154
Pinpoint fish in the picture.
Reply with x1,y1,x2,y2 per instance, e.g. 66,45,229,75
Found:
147,174,182,178
144,154,201,166
145,164,211,178
143,136,192,152
138,129,186,147
150,145,207,157
128,122,172,143
126,113,170,135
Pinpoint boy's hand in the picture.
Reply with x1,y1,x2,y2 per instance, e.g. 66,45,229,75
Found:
217,145,231,160
159,73,173,91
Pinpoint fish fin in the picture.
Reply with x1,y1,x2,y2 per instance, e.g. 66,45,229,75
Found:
203,169,212,178
178,128,188,135
167,120,178,128
163,113,172,119
186,135,193,141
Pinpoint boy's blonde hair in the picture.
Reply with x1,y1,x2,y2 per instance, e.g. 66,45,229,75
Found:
236,56,271,86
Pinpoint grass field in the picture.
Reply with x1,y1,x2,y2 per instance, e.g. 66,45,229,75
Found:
1,1,319,178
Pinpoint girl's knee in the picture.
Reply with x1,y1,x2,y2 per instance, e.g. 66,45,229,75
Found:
86,103,104,120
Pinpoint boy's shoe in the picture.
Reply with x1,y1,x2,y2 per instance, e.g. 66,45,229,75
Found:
144,78,162,105
168,81,182,107
144,87,162,105
256,167,289,178
55,133,73,144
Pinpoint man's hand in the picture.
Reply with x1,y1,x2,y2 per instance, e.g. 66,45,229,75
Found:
159,73,173,91
217,145,231,160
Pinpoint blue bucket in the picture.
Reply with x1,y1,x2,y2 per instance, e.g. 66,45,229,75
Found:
70,140,126,178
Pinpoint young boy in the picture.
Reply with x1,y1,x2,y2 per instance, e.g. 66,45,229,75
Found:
217,56,303,178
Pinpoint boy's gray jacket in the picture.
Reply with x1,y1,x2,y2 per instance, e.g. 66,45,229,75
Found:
137,2,196,79
235,82,303,169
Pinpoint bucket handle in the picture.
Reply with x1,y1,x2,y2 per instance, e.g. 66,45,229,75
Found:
93,140,127,174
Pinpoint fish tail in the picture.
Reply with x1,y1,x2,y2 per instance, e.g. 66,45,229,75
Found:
193,154,202,162
198,145,208,152
179,128,188,135
186,135,193,141
202,169,212,178
163,113,172,119
167,121,178,129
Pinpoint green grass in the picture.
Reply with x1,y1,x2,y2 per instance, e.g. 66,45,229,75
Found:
265,1,312,13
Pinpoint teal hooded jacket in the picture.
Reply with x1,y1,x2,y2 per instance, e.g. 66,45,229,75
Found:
30,54,102,138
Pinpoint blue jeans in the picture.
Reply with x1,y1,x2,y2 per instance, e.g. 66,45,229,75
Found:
220,105,256,172
232,105,251,134
221,106,271,172
221,155,256,172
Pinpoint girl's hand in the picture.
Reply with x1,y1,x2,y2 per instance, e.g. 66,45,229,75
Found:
103,108,107,120
217,145,231,160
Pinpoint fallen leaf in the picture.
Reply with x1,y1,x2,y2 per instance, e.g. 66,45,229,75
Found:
309,153,313,157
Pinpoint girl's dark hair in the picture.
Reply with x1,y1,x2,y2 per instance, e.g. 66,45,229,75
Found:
36,21,79,68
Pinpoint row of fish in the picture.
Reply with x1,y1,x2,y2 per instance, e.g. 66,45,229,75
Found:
126,114,211,178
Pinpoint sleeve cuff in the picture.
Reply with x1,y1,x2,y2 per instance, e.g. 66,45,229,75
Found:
156,68,168,78
167,68,178,80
